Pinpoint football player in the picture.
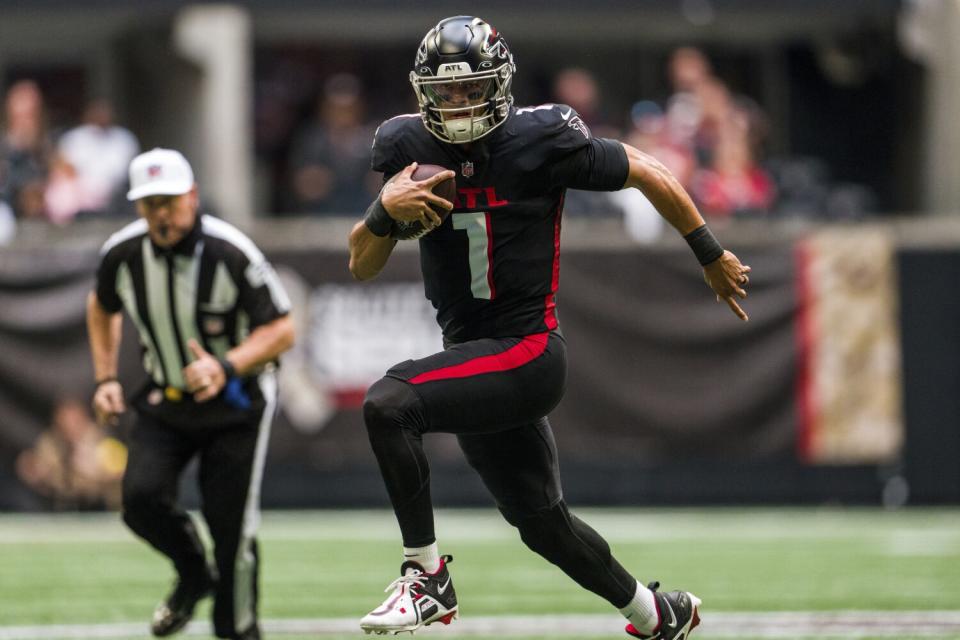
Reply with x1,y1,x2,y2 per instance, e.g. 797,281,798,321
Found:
348,15,750,639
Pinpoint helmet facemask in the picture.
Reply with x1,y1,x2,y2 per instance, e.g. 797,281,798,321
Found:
411,67,513,143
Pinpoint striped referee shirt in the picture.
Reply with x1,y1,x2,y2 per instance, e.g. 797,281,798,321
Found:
95,214,290,393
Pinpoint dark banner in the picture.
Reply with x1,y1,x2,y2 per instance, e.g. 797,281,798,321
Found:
0,237,914,508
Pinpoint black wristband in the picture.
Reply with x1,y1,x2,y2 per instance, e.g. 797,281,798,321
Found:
363,196,395,237
684,224,724,266
218,357,236,379
95,376,118,388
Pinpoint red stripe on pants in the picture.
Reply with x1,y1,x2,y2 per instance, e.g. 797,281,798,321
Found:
408,333,550,385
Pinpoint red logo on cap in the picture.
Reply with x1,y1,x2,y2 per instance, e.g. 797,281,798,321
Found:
147,165,163,178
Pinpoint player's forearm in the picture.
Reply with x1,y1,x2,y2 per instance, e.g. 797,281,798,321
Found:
225,314,295,376
621,142,705,236
348,220,397,281
86,291,122,381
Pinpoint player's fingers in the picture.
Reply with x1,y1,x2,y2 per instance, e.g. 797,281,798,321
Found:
424,169,456,186
194,383,218,403
187,338,206,360
742,264,752,273
427,194,454,212
423,207,443,227
106,390,125,413
725,296,749,321
181,367,199,389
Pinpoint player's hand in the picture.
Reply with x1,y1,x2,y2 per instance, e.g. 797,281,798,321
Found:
703,250,751,321
183,339,226,403
92,381,125,427
381,162,455,229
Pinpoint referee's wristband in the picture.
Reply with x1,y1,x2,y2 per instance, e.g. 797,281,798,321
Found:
218,357,237,380
363,196,396,237
684,224,725,266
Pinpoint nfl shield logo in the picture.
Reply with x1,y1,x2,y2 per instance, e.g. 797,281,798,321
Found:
461,161,474,178
147,164,163,178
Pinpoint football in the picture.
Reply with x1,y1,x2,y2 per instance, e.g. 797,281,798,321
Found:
392,164,457,240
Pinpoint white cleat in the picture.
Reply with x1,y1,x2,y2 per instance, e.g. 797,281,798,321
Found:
360,555,459,636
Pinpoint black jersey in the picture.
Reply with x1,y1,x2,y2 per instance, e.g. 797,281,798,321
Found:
372,104,629,342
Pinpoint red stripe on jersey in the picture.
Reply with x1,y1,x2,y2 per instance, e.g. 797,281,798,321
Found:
408,332,549,385
543,196,564,329
485,211,496,300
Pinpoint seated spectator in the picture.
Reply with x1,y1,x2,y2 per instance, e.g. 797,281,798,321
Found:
0,79,52,220
552,67,618,138
53,98,140,222
287,73,378,215
669,46,713,95
690,105,775,220
626,100,696,189
16,396,126,510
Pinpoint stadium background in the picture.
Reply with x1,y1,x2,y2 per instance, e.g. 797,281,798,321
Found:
2,0,958,508
1,2,960,638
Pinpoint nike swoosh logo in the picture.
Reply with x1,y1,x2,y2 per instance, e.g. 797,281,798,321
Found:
559,107,573,120
663,600,678,628
437,577,452,595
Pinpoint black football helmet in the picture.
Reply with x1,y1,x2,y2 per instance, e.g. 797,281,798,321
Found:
410,16,515,144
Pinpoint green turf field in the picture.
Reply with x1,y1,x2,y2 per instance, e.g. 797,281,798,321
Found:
1,508,958,639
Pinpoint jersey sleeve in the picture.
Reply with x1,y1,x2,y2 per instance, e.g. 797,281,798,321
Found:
236,252,291,329
94,247,124,313
546,137,629,191
511,104,627,190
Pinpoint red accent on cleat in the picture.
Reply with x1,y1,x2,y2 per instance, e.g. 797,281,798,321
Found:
399,608,406,614
438,611,456,625
691,607,701,630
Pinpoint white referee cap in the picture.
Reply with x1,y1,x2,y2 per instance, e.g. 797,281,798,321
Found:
127,148,195,201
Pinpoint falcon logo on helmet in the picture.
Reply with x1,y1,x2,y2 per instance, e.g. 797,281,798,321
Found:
410,16,516,144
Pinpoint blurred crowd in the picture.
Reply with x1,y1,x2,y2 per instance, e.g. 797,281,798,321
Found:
265,47,871,237
0,79,139,243
0,46,873,245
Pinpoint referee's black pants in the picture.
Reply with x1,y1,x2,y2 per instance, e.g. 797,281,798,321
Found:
122,394,272,639
363,330,638,609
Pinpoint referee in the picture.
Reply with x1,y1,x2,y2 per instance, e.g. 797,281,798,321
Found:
86,148,294,640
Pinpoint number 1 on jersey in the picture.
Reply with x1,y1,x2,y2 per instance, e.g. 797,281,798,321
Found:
452,212,495,300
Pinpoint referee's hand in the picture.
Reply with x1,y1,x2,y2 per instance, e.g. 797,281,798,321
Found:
93,381,125,427
184,339,226,403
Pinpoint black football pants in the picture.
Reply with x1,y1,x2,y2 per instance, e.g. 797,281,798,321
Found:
363,330,637,608
122,403,272,639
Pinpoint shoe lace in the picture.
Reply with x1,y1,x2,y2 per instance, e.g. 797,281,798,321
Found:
384,570,428,594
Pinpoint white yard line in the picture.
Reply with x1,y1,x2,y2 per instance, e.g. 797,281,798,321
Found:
3,612,960,639
2,510,960,546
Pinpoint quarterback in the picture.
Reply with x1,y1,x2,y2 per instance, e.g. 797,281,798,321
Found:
348,15,750,640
